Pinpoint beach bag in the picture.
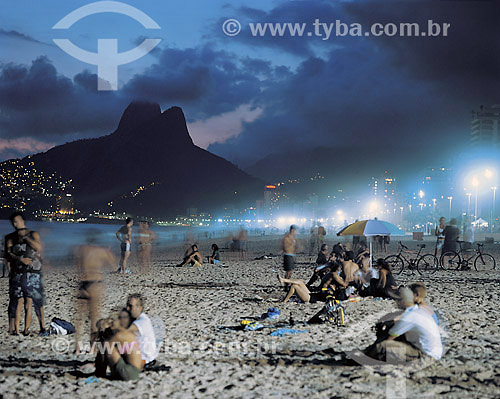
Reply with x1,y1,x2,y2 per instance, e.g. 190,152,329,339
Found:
50,317,75,335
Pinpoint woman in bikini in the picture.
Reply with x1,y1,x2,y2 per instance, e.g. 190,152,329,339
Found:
75,230,115,354
137,221,157,274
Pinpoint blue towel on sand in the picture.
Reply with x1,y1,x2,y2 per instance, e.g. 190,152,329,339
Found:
261,307,280,320
270,328,307,337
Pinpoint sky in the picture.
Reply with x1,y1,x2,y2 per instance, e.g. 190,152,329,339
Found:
0,0,499,168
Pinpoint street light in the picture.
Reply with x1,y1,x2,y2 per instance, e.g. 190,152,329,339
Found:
472,176,479,220
466,192,472,215
447,196,453,219
492,186,497,233
418,190,425,199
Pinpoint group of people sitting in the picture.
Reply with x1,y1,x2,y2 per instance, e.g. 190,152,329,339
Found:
92,293,157,381
363,282,443,362
176,243,221,267
278,242,398,304
278,238,443,362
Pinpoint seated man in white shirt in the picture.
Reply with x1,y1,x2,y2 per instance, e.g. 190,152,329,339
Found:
375,287,443,363
126,293,157,367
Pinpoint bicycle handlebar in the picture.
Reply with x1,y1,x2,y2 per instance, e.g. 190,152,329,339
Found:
398,241,408,250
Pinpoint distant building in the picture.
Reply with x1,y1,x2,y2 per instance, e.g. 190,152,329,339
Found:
369,177,379,197
263,184,279,216
369,172,396,200
420,167,453,200
186,208,198,218
57,192,74,215
471,105,500,148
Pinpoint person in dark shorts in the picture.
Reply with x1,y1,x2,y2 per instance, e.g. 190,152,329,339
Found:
115,217,133,274
5,211,46,336
281,225,299,279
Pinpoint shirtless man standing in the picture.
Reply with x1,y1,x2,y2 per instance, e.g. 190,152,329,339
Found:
116,217,133,274
282,225,299,280
75,230,115,354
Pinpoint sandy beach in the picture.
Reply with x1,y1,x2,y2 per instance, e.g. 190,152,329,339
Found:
1,235,499,399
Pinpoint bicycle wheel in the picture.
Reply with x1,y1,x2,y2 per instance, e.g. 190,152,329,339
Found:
417,254,438,275
384,255,404,275
474,253,496,271
440,252,461,270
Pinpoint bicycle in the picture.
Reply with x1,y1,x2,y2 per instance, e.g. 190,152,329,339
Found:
384,241,439,275
308,288,345,326
440,241,496,271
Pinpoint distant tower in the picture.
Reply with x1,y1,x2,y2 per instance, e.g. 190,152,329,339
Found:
471,104,500,148
57,192,74,215
264,185,279,216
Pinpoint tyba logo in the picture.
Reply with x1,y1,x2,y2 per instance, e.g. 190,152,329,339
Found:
52,1,161,91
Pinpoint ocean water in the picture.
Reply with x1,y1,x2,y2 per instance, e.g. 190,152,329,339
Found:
0,220,251,261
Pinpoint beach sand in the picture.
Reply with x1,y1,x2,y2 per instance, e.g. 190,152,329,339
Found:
1,236,499,398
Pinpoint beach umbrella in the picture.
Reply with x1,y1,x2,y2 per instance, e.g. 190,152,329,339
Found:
337,219,405,264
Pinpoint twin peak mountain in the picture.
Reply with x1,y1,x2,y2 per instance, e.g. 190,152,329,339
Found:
29,101,261,217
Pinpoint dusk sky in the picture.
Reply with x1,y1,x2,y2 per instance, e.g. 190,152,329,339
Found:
0,0,499,167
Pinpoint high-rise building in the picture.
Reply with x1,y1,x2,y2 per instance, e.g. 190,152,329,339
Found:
471,105,500,148
57,192,74,215
263,184,280,216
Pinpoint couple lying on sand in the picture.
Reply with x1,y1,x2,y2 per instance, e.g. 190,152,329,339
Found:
278,243,397,303
91,293,157,381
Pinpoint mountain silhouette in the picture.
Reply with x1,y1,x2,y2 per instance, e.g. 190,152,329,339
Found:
22,101,262,217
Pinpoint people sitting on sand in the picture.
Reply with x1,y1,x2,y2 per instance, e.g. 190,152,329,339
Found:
364,287,443,362
279,255,349,303
340,250,359,286
354,243,370,264
206,244,221,264
354,256,379,297
331,242,346,259
409,282,438,324
306,244,331,288
277,275,313,303
177,244,203,267
318,260,349,300
373,258,398,298
126,293,157,367
94,311,144,381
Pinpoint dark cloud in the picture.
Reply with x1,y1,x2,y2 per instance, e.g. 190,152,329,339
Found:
0,29,52,46
0,45,272,156
122,45,269,119
1,0,498,169
208,0,500,167
213,1,346,57
0,57,128,140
